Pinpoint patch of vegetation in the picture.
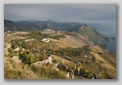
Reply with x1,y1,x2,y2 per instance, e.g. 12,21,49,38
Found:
100,67,116,79
4,69,22,79
11,39,29,49
49,35,65,40
7,53,20,58
4,59,38,79
23,54,36,64
100,53,116,68
18,32,49,41
55,47,91,57
31,65,67,79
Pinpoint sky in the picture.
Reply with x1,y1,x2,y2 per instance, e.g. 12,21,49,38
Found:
4,4,116,26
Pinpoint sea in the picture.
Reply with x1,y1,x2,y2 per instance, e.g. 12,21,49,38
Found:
96,27,116,54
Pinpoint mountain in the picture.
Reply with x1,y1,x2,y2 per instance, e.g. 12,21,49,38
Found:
4,20,115,38
16,21,41,31
74,24,109,45
4,19,110,47
4,19,116,79
4,20,21,32
16,20,79,30
5,19,82,32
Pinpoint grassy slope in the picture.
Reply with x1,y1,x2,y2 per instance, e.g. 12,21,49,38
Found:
4,31,116,79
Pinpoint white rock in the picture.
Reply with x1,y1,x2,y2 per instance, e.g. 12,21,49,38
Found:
14,47,20,52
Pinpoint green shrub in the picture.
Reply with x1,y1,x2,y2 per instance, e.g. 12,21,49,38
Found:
24,54,36,64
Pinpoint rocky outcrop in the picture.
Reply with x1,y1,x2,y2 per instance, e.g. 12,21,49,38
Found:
31,55,53,66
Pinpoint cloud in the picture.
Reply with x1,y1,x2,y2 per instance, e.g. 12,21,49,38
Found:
4,4,116,26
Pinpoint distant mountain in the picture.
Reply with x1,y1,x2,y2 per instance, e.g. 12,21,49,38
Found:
16,20,83,31
4,19,114,35
4,19,110,45
72,24,110,45
4,19,21,32
16,21,41,31
4,19,82,32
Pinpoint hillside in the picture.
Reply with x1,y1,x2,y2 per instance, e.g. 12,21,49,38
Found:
4,20,21,32
4,19,82,32
4,29,116,79
77,24,110,45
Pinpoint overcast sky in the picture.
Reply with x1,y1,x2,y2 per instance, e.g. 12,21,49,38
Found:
4,4,116,26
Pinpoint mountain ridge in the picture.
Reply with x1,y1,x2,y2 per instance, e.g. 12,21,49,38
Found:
4,19,113,52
